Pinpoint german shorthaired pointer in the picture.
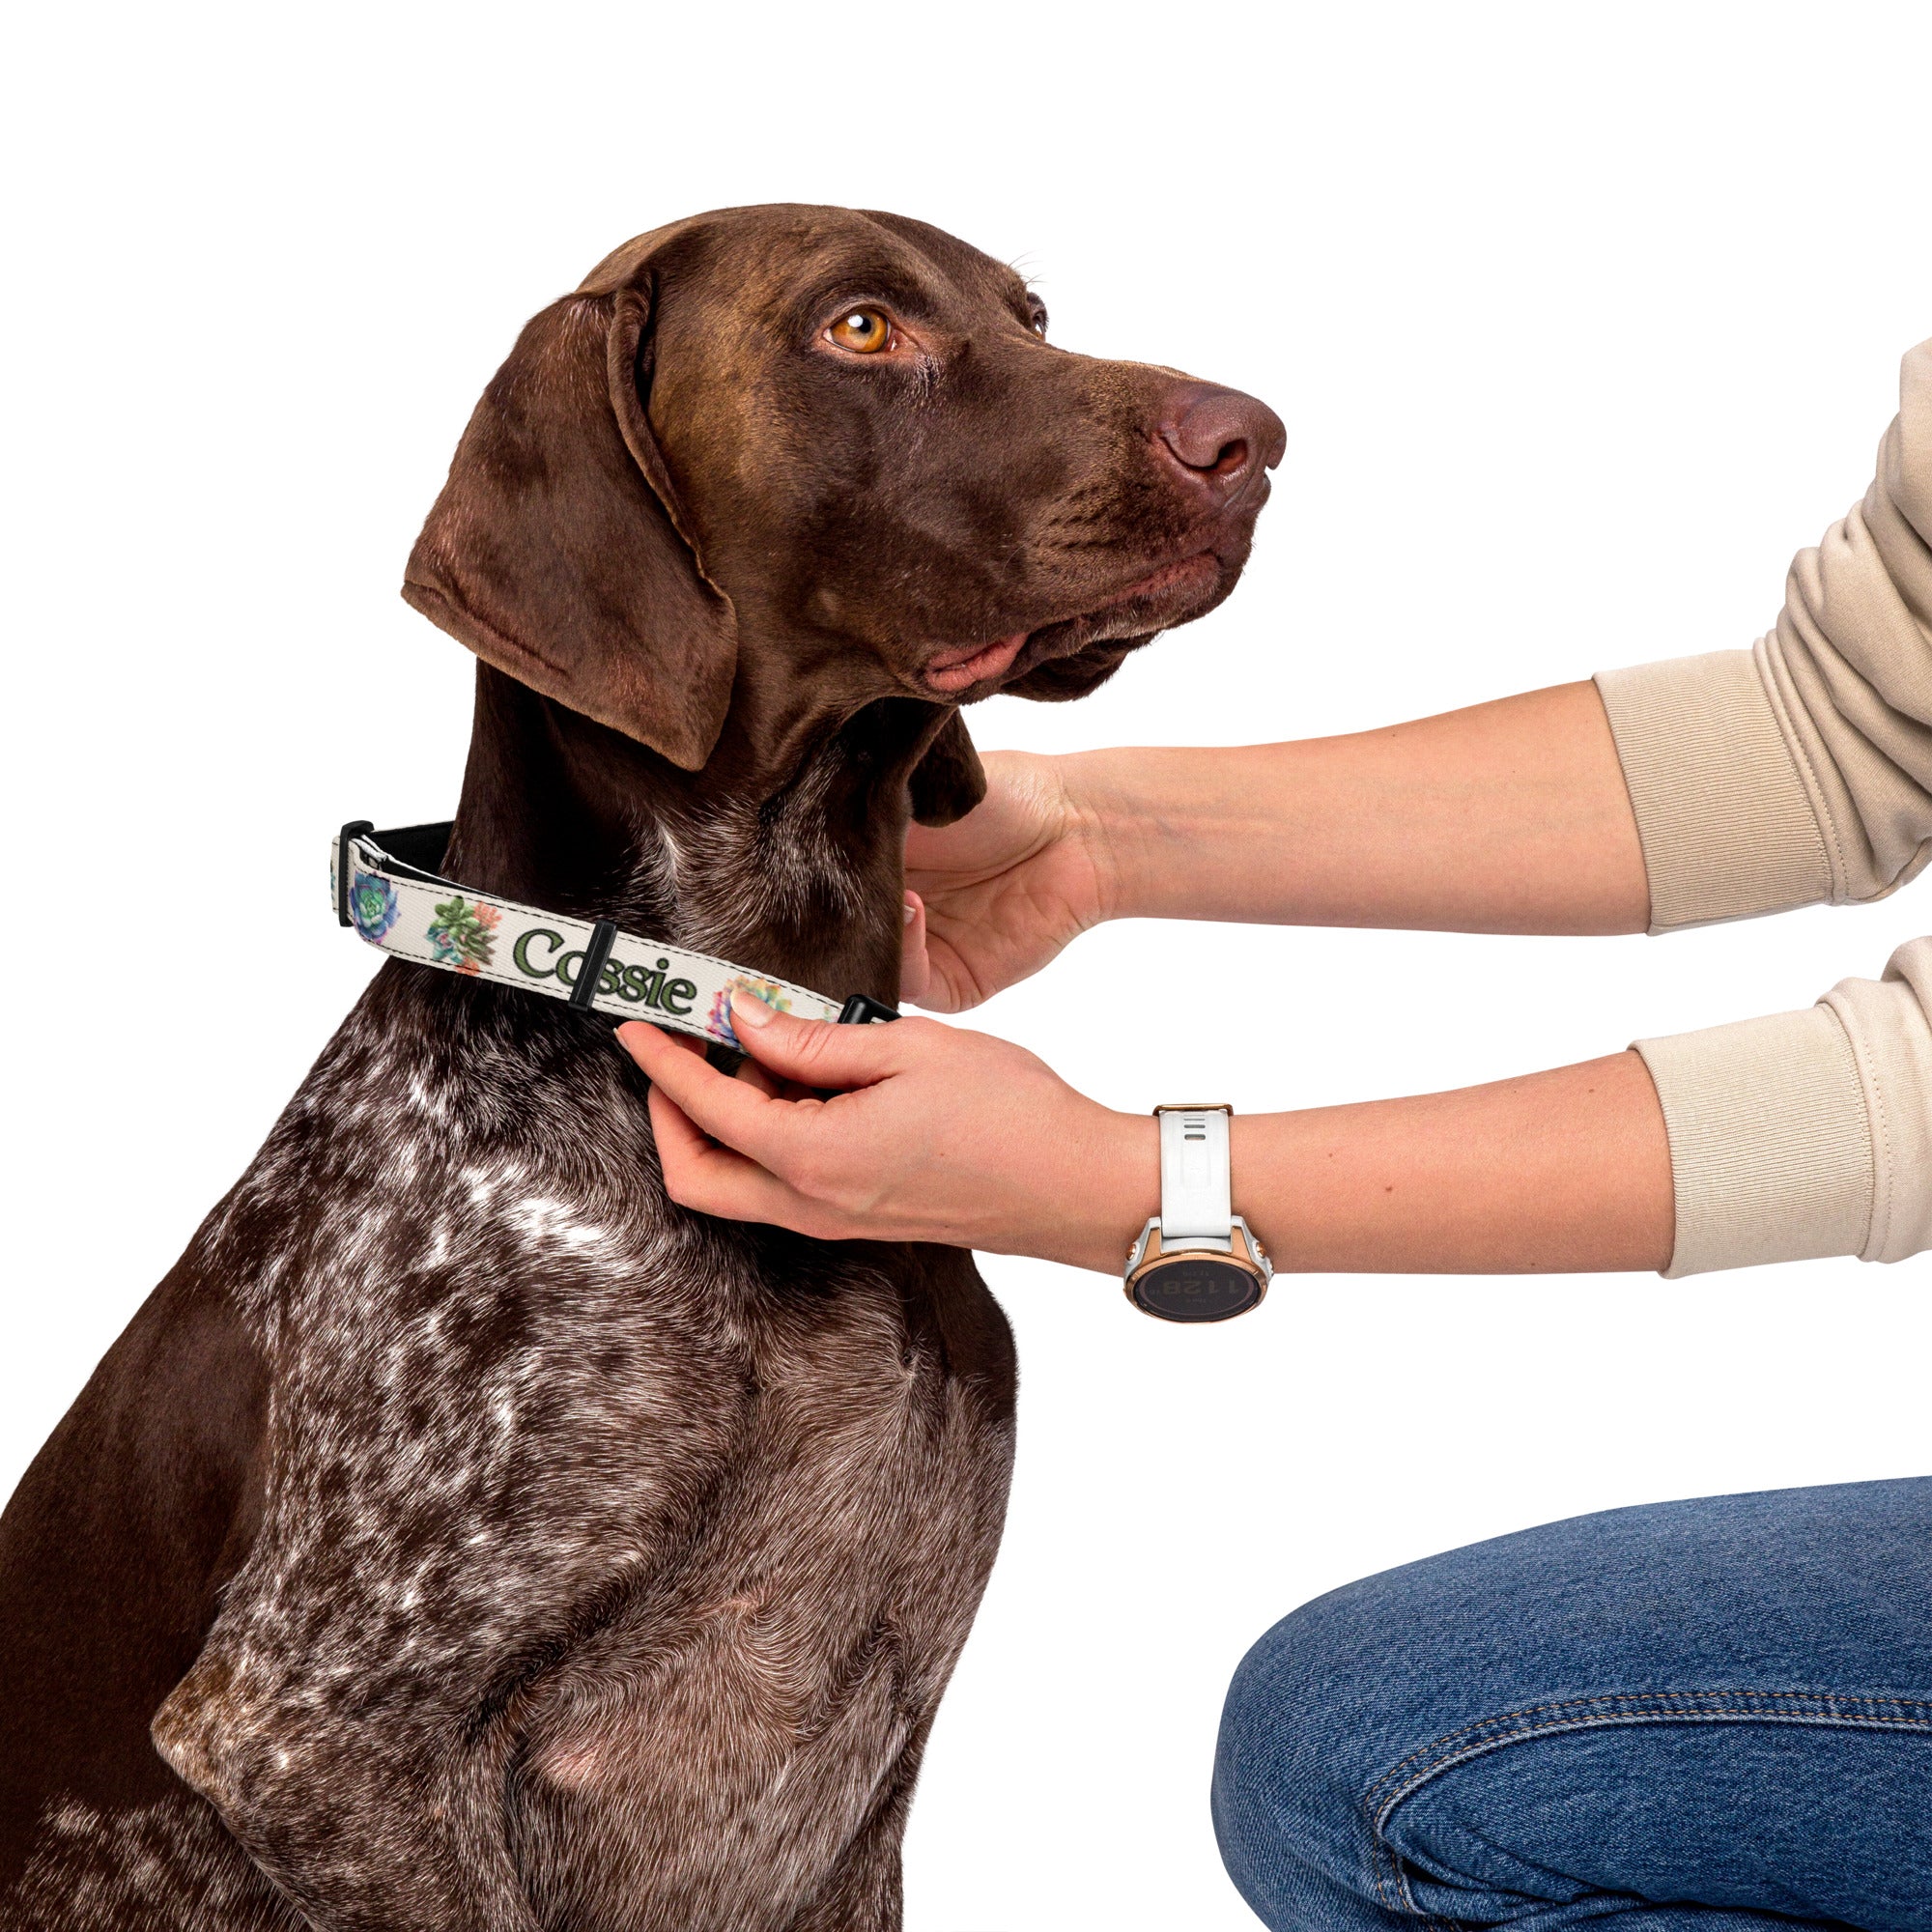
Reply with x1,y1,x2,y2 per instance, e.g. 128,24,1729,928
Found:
0,204,1282,1930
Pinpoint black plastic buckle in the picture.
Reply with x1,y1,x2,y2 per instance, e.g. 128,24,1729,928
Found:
837,993,900,1026
336,820,376,926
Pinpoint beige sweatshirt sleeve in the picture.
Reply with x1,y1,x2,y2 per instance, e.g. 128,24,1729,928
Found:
1593,339,1932,1276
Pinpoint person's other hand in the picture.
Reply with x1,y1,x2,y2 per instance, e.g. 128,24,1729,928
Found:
616,994,1151,1271
901,750,1112,1011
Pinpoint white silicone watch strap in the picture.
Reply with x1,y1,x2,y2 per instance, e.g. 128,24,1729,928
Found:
1157,1106,1234,1252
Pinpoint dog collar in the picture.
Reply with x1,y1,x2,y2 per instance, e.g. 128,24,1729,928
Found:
331,820,897,1050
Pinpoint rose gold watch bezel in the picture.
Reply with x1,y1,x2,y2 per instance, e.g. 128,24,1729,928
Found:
1122,1219,1270,1318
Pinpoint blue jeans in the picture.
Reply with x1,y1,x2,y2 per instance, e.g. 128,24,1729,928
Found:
1212,1478,1932,1930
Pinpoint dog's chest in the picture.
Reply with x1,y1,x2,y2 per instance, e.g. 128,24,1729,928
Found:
213,984,1015,1927
506,1262,1013,1927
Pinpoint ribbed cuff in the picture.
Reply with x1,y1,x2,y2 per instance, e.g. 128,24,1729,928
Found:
1823,953,1932,1265
1634,1006,1873,1277
1596,653,1831,932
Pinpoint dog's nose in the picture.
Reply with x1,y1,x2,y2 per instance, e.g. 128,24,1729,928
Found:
1156,384,1287,497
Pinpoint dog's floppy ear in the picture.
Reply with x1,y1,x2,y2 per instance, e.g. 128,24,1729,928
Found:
402,269,736,772
908,709,986,826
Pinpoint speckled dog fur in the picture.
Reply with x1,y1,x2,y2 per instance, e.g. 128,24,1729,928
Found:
0,205,1281,1929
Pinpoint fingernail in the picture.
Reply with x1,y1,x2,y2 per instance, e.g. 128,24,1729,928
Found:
903,892,920,925
729,990,777,1028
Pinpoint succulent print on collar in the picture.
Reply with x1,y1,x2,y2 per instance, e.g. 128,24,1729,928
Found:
348,870,401,944
707,975,793,1050
425,895,502,975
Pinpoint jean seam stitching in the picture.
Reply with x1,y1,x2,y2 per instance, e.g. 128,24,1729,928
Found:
1360,1689,1932,1918
1367,1829,1461,1929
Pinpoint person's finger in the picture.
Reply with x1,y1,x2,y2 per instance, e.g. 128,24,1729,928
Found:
623,1018,792,1107
732,1052,787,1099
616,1020,804,1164
726,993,911,1090
898,892,930,1007
645,1083,838,1230
910,930,985,1014
644,1072,723,1162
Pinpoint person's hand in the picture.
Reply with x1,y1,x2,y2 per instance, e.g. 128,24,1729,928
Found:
615,994,1152,1271
901,750,1114,1011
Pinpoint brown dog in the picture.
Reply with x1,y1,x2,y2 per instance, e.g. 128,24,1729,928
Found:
0,204,1281,1930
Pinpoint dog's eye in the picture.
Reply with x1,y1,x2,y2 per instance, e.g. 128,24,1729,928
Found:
827,308,894,355
1028,298,1049,337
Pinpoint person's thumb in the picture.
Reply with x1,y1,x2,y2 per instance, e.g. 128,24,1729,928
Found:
728,992,902,1091
898,892,931,1006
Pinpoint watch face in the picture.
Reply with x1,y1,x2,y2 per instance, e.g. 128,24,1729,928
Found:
1128,1256,1265,1323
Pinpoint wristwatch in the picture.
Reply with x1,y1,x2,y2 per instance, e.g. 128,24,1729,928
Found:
1123,1104,1272,1322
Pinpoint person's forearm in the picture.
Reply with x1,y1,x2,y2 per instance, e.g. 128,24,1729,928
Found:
1068,681,1651,936
1074,1049,1673,1275
627,999,1674,1276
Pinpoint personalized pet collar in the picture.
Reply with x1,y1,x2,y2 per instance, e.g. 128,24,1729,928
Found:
331,821,897,1051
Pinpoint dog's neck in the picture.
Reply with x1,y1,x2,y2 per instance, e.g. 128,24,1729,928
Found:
440,666,920,1009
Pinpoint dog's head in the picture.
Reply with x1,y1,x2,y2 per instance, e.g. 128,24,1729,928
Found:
405,204,1283,820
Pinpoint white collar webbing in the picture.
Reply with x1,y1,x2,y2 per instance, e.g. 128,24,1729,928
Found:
330,820,896,1051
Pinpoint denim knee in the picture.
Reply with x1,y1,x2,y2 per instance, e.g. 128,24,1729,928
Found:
1210,1481,1932,1932
1212,1586,1418,1932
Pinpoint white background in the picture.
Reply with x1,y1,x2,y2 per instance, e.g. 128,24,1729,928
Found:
4,4,1930,1925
